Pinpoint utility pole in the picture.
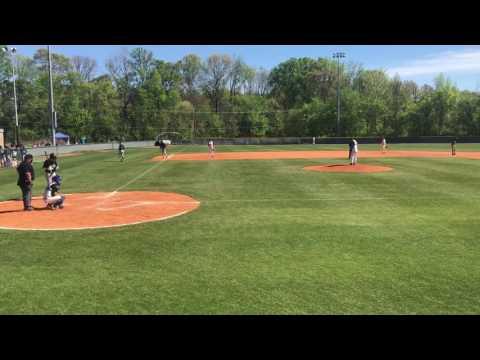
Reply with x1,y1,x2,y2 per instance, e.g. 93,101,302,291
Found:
333,52,346,137
47,45,56,147
2,47,20,145
191,108,195,143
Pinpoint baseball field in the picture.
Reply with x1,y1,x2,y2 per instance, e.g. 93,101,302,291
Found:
1,143,480,314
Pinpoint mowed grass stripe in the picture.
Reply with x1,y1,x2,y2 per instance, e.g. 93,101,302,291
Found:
1,145,480,313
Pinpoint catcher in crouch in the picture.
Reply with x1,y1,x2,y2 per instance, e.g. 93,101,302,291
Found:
43,175,65,210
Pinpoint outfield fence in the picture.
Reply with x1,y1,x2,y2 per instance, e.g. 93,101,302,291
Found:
24,136,480,157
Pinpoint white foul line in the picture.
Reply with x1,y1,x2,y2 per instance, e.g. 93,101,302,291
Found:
93,154,176,209
108,154,176,197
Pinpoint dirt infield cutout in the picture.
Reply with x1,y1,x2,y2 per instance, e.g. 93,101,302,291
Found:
156,150,480,161
0,191,200,231
304,164,393,173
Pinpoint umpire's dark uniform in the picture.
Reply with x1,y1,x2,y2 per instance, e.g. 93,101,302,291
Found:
17,154,35,211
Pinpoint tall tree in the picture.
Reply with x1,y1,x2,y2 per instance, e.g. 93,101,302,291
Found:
178,54,202,101
254,67,270,96
71,56,97,81
128,47,156,87
32,48,72,74
201,54,232,112
106,49,134,136
354,69,391,135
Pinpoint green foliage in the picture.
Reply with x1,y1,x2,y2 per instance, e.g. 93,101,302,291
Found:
2,48,480,142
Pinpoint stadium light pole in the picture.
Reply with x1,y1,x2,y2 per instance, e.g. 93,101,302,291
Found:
333,52,346,137
2,46,20,146
316,73,331,135
47,45,56,147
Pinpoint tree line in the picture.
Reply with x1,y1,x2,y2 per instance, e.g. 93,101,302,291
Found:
1,46,480,144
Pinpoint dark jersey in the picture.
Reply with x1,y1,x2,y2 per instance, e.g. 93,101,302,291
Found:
159,141,166,149
17,161,35,186
43,159,58,174
119,144,125,151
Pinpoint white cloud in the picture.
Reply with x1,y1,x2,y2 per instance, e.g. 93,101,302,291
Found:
386,48,480,77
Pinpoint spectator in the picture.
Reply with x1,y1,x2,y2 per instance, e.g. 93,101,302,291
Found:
0,146,4,168
4,145,12,168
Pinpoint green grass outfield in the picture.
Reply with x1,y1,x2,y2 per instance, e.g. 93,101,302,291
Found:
1,143,480,314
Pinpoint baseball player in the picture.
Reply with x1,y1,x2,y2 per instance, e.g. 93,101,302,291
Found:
348,139,353,162
43,153,58,187
451,140,456,156
43,175,65,210
208,139,215,159
381,137,387,153
118,142,126,162
159,140,168,160
350,138,358,165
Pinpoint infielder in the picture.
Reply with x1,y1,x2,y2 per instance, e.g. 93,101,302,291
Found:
451,140,456,156
350,139,358,165
208,139,215,159
159,140,168,160
381,137,387,153
119,142,126,162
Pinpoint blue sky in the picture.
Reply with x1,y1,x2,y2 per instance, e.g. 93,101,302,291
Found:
10,45,480,91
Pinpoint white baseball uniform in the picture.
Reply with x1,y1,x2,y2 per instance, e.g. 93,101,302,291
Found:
351,139,358,164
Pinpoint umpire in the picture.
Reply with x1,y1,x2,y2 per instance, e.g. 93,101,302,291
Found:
17,154,35,211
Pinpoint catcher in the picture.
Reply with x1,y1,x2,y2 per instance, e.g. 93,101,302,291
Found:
43,175,65,210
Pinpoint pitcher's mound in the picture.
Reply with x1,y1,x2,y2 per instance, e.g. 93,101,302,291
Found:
0,191,200,231
304,164,393,173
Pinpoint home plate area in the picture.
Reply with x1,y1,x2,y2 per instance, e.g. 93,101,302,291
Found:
0,191,200,231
